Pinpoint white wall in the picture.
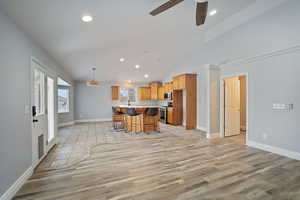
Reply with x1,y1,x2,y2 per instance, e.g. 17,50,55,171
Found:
0,9,73,196
74,82,112,121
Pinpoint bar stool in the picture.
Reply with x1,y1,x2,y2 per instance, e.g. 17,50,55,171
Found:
143,108,160,133
125,108,143,134
112,107,124,130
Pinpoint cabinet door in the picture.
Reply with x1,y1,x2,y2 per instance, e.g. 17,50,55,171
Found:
139,87,151,100
179,75,186,89
158,87,165,100
111,86,119,100
150,83,156,100
144,87,151,100
167,108,173,124
173,77,179,90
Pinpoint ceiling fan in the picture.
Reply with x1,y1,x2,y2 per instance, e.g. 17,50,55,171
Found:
150,0,208,26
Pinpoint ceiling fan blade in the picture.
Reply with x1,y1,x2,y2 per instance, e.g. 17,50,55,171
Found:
196,1,208,26
150,0,184,16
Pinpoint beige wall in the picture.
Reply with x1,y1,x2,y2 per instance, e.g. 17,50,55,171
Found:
239,76,247,131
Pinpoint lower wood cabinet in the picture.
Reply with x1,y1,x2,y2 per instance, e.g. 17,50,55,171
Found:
167,107,173,124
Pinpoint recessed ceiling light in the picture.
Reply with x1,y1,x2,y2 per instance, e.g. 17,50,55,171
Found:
128,80,132,83
120,58,125,62
144,74,149,78
135,65,140,69
81,15,93,22
209,9,217,16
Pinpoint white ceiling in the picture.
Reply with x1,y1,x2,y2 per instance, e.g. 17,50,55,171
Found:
0,0,256,83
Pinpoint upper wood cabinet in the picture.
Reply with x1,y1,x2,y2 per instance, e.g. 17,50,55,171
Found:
111,86,119,100
173,74,186,90
138,87,151,100
150,82,162,100
163,82,173,93
158,87,165,100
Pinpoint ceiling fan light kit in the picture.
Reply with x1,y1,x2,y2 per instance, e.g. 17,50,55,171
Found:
150,0,209,26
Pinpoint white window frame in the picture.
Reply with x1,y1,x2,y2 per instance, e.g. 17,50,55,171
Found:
57,87,70,113
120,87,137,102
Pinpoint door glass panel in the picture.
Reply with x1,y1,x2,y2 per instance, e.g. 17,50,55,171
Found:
34,69,45,115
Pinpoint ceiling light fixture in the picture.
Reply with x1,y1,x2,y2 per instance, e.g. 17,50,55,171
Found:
128,80,132,83
81,15,93,22
144,74,149,78
209,9,217,16
86,68,101,87
120,58,125,62
135,65,140,69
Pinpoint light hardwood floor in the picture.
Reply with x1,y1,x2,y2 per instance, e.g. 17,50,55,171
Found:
14,122,300,200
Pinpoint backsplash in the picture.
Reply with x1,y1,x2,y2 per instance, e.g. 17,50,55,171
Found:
112,100,160,106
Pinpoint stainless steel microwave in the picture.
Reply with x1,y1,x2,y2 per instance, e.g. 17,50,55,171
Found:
164,92,172,101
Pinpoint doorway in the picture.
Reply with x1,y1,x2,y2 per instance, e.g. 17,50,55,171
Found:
31,58,57,168
220,73,248,145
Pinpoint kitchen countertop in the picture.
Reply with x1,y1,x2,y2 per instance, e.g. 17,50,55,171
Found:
115,105,162,108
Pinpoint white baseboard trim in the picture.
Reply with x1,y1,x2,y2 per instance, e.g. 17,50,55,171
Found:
0,167,33,200
58,121,75,128
197,126,207,133
247,140,300,161
75,118,112,123
207,132,220,139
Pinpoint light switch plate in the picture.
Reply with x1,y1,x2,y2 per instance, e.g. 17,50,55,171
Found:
272,103,293,111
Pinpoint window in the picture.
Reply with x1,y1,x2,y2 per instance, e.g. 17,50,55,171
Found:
120,88,136,102
58,88,70,113
33,69,45,115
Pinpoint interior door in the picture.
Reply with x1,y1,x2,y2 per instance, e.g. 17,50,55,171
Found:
31,61,48,166
224,77,241,137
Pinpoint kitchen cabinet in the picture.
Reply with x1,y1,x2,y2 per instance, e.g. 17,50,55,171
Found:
164,82,173,93
173,74,186,90
138,87,151,100
150,82,162,100
167,107,173,124
158,87,165,100
173,90,183,125
111,86,119,100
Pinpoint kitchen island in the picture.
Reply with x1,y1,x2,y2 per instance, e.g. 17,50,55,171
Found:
112,105,161,132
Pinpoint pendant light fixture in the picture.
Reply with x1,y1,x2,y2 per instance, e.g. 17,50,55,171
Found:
86,67,101,87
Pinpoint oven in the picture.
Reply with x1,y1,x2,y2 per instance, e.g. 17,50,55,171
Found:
159,107,167,124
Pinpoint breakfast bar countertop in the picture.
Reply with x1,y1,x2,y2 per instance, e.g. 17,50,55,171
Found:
115,105,162,108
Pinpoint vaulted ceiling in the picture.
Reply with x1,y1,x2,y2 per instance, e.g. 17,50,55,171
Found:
0,0,256,83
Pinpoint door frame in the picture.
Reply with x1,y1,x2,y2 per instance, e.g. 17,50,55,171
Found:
219,72,249,144
30,57,58,168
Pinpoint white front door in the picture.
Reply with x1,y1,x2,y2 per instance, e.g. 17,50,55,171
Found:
31,59,57,167
224,77,241,137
